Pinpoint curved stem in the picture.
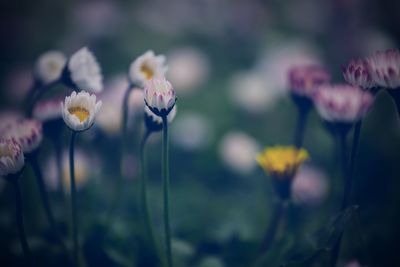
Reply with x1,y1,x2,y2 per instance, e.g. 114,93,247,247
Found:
294,107,309,148
26,80,59,117
69,131,80,266
12,179,31,261
29,153,66,250
122,85,134,145
162,115,173,267
140,130,162,265
52,135,65,196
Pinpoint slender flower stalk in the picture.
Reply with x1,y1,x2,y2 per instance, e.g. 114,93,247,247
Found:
293,103,310,148
0,139,28,261
139,129,162,265
258,200,286,254
69,131,79,266
330,128,350,267
61,90,101,266
12,178,31,261
255,146,309,262
28,152,65,249
143,77,176,267
162,115,173,267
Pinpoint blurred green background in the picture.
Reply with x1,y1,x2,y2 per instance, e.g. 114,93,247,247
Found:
1,0,400,266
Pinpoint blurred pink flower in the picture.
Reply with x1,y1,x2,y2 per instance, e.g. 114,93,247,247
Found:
291,165,329,206
2,119,43,153
366,49,400,89
288,65,330,97
342,59,375,89
219,131,260,175
313,84,374,122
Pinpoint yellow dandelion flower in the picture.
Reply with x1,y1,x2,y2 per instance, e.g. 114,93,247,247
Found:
256,146,309,178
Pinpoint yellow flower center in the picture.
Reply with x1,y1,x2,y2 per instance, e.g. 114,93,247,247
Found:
48,60,59,73
68,107,90,122
256,146,309,178
0,145,12,158
141,63,154,80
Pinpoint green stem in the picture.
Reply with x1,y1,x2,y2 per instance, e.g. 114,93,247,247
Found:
250,200,285,266
348,120,362,203
29,153,66,250
12,178,31,261
106,85,136,226
330,131,349,267
140,130,162,265
69,131,80,266
122,86,134,141
162,115,173,267
293,106,309,148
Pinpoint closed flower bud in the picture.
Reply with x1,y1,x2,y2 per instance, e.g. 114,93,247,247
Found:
144,77,176,117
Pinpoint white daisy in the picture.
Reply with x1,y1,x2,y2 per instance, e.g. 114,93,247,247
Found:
66,47,103,93
61,91,102,132
128,50,167,87
34,51,67,84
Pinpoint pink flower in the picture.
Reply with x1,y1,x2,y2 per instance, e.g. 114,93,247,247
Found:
2,119,43,153
0,139,25,178
313,84,374,122
288,65,330,97
366,49,400,89
342,59,375,89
